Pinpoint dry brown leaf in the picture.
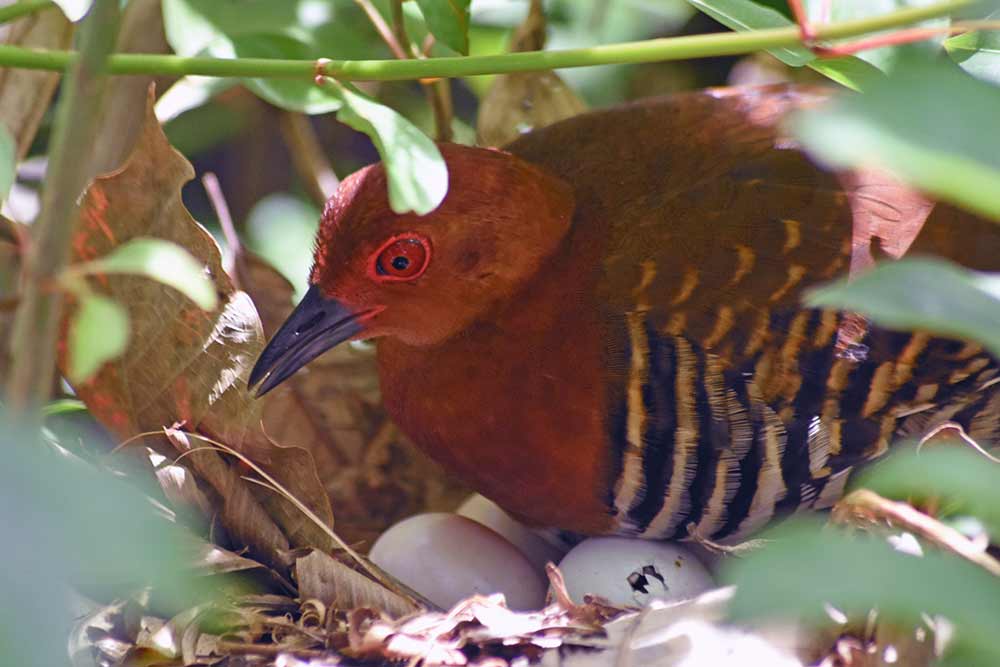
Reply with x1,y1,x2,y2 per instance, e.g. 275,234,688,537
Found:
164,426,291,575
0,216,23,382
239,250,468,547
61,86,336,560
0,6,73,160
90,0,173,175
296,549,416,617
476,0,586,148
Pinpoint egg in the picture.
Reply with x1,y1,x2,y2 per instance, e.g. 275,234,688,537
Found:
369,513,547,611
456,494,568,574
557,537,715,607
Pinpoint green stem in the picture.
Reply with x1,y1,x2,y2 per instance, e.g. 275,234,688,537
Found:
0,0,53,25
0,0,975,80
5,0,121,413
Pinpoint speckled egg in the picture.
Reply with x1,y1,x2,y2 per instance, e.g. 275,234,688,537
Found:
557,537,715,607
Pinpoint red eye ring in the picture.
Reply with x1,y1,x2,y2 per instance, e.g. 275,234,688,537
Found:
370,234,431,282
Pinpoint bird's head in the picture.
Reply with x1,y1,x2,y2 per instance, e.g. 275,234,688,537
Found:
249,144,575,395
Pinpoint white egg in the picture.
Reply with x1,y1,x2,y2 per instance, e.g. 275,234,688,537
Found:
557,537,715,607
369,513,547,611
456,494,568,575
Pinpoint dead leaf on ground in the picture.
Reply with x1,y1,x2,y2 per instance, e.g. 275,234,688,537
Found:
59,85,336,566
296,549,415,617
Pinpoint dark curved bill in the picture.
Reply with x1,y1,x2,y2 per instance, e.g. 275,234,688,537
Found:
248,285,365,397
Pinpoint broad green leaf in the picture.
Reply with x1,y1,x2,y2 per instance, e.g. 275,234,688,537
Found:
686,0,814,65
806,257,1000,358
807,56,885,91
0,124,14,204
684,0,882,90
724,518,1000,664
160,0,385,113
332,81,448,215
161,0,381,58
791,56,1000,221
52,0,94,21
82,237,218,310
0,419,217,666
68,293,129,383
41,398,87,416
416,0,472,55
854,446,1000,535
946,27,1000,86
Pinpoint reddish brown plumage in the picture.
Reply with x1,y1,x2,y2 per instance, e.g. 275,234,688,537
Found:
253,85,1000,541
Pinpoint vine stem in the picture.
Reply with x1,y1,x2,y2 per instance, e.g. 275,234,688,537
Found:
0,0,975,81
0,0,53,25
4,0,121,413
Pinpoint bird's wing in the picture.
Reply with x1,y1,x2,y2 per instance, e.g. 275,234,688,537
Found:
510,86,1000,542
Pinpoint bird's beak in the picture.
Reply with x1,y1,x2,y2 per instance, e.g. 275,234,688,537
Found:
248,284,367,397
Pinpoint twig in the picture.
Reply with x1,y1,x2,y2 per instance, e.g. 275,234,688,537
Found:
0,1,979,80
277,111,340,208
353,0,408,60
4,0,121,413
388,0,453,142
0,0,53,25
834,489,1000,577
685,521,769,556
201,172,246,290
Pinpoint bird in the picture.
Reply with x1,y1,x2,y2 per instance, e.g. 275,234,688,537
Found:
249,84,1000,544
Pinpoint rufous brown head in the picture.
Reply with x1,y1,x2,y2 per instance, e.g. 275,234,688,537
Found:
249,144,575,395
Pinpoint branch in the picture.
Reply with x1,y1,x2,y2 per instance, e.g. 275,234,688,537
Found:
0,0,975,80
0,0,53,25
5,0,121,413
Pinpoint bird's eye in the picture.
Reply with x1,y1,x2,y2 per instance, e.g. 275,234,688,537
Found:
372,235,430,282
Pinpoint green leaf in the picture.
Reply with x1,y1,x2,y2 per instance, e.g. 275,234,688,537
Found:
161,0,380,58
686,0,813,65
724,518,1000,664
83,237,218,310
331,82,448,215
806,257,1000,358
41,398,87,417
0,419,218,666
0,123,15,204
791,56,1000,221
161,0,385,113
853,446,1000,535
416,0,472,55
946,27,1000,86
684,0,882,89
68,293,129,383
807,56,885,92
52,0,94,21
